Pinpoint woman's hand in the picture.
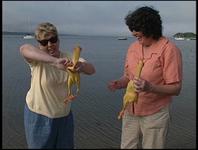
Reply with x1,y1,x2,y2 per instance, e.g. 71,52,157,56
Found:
133,77,153,93
53,58,73,71
73,61,84,72
72,61,95,75
108,80,122,92
133,77,182,95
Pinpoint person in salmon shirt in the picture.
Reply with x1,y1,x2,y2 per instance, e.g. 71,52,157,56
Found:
108,6,182,149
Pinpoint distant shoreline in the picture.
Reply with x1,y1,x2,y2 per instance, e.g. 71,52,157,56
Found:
3,31,80,37
4,32,194,40
173,32,196,40
2,31,123,38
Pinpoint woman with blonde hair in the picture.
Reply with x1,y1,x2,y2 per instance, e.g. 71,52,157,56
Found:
20,22,95,149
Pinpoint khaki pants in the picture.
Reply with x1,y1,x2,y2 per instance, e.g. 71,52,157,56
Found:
121,105,170,149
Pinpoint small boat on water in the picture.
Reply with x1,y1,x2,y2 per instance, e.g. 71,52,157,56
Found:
174,37,185,40
188,37,196,40
23,18,34,39
118,37,127,40
174,37,196,41
23,34,34,39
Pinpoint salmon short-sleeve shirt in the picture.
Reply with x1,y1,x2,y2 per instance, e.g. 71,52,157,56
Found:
124,37,182,116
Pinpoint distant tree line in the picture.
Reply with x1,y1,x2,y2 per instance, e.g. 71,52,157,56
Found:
173,32,196,38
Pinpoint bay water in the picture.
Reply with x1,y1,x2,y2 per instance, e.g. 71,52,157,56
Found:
2,34,196,149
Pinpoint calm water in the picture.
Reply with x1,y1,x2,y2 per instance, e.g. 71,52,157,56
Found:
3,34,196,149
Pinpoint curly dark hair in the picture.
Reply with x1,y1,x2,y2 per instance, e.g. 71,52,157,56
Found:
125,6,162,40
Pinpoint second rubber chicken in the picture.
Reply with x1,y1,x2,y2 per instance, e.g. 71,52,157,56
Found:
118,60,144,119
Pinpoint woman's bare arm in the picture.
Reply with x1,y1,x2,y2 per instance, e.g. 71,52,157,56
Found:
20,44,71,70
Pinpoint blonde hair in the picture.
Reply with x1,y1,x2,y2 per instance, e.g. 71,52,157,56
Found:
35,22,58,40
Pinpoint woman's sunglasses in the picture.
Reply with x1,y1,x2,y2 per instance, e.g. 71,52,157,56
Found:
37,36,58,46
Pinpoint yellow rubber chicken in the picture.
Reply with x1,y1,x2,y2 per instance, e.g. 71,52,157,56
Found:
118,60,144,119
64,45,81,104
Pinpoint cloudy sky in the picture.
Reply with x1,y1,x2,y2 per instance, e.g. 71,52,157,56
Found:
3,1,196,37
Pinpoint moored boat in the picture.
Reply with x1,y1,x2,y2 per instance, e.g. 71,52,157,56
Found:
118,37,127,40
174,37,185,40
23,34,34,39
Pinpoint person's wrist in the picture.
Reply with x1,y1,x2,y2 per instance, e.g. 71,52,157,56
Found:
116,81,122,89
79,62,85,72
50,57,58,66
144,80,154,92
148,83,154,92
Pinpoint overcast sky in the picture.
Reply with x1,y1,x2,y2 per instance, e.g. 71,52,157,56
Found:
3,1,196,36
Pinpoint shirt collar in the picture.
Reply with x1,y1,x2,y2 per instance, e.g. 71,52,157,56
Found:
140,36,169,59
